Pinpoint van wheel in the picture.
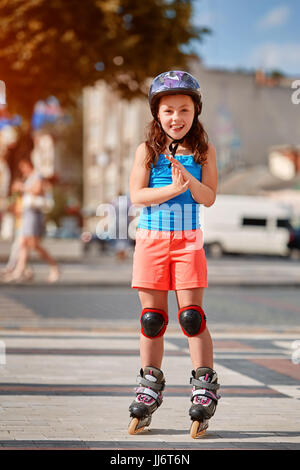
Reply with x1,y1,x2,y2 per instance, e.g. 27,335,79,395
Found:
208,242,223,258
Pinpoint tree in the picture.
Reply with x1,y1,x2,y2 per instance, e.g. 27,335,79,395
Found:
0,0,209,121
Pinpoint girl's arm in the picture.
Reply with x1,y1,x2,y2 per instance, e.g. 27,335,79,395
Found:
129,143,189,207
189,143,218,207
165,143,218,207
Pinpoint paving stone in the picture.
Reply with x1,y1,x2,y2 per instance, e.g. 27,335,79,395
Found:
0,328,299,450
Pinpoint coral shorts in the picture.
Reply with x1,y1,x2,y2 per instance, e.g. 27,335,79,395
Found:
131,228,208,291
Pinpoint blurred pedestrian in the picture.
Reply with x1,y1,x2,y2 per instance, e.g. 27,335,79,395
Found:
1,179,33,280
4,159,59,283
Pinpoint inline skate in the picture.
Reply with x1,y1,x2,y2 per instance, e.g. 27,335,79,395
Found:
128,366,165,434
189,367,220,438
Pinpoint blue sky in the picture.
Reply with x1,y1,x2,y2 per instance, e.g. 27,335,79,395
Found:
191,0,300,76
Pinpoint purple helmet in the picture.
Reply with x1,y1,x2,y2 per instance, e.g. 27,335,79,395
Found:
148,70,202,117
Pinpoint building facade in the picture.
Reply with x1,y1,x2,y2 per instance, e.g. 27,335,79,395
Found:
82,62,300,231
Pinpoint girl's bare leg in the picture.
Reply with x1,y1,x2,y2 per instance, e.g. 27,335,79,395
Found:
175,287,213,369
4,238,29,281
32,238,60,282
138,288,168,369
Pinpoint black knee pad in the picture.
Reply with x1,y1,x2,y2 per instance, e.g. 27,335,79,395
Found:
140,308,168,339
178,305,206,337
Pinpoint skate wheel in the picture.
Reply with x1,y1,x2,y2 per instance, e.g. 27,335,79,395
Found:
128,418,145,435
190,420,207,439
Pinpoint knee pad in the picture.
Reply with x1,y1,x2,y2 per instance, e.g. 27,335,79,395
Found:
140,308,168,339
178,305,206,337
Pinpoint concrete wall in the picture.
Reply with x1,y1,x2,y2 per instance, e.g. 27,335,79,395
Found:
190,62,299,172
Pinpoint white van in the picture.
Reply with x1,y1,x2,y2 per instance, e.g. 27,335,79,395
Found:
201,195,293,257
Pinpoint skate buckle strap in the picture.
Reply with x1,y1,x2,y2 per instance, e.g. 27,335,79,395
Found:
136,386,158,400
136,386,163,406
138,376,165,392
190,377,220,391
191,389,220,403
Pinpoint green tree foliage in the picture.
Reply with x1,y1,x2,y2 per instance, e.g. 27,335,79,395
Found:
0,0,209,120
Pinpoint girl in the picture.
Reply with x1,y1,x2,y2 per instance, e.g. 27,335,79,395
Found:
128,71,220,438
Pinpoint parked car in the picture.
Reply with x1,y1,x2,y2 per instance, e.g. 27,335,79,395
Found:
202,195,293,257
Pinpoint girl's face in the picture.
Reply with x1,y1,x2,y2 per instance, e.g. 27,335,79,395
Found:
157,94,195,142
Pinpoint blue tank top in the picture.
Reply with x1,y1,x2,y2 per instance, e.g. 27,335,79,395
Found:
138,154,202,231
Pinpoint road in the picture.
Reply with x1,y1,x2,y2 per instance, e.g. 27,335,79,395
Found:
0,284,299,332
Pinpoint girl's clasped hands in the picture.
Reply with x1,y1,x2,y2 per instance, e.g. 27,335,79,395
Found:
165,155,190,194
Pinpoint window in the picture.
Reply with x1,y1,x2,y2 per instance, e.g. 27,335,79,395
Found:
242,217,267,227
276,219,291,229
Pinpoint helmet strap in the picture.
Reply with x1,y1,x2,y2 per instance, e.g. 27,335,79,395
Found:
168,136,185,157
156,119,187,167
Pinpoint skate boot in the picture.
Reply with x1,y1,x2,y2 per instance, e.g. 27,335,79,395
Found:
189,367,220,438
128,366,165,434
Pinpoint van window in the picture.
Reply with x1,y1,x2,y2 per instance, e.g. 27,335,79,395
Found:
242,217,267,227
276,219,291,229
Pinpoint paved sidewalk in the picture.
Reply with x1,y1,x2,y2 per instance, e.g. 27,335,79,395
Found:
0,327,299,450
0,253,299,451
1,253,300,287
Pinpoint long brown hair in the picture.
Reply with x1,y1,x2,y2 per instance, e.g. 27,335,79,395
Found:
144,97,209,169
